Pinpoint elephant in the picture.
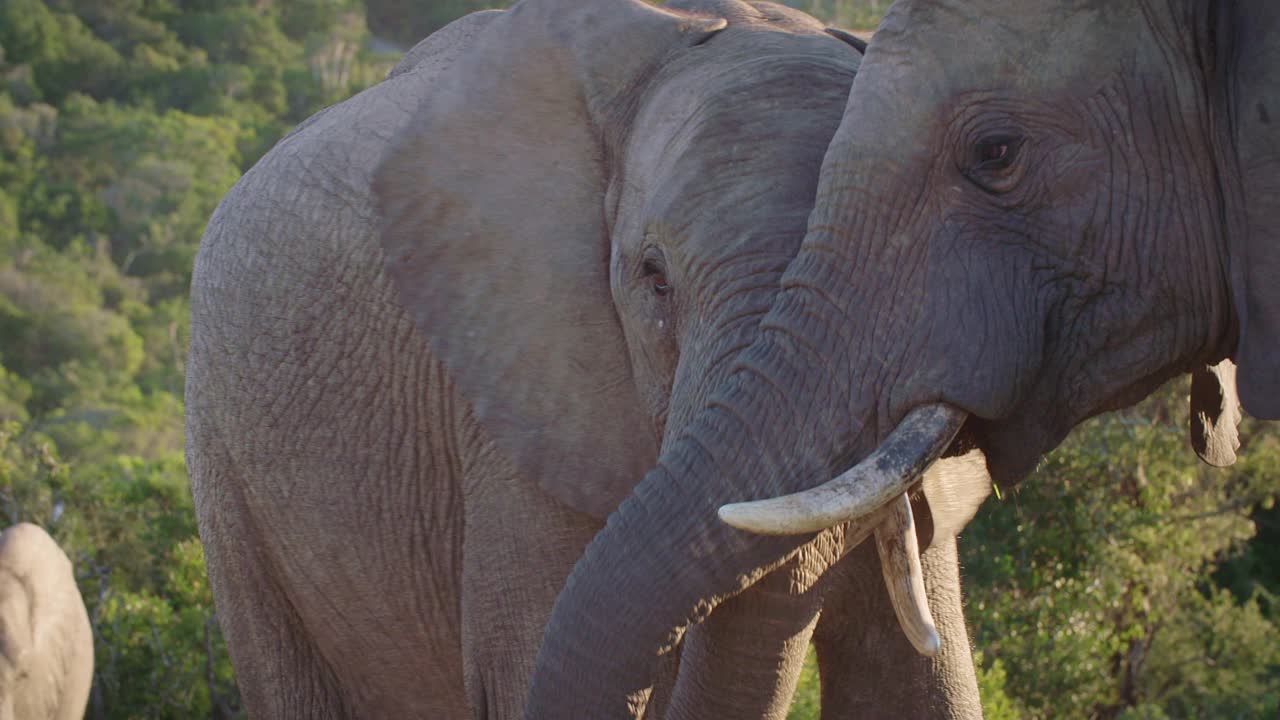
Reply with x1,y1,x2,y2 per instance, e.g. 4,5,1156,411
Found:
185,1,992,717
521,0,1280,715
0,523,94,720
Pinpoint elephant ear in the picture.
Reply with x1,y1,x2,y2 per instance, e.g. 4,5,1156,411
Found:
374,1,726,519
1190,360,1242,467
1225,0,1280,419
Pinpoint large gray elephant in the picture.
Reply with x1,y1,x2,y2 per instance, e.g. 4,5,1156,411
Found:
186,1,989,717
0,523,93,720
524,0,1280,716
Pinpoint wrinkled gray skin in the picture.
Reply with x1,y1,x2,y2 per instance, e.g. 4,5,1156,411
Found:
0,524,93,720
187,1,987,717
527,0,1280,716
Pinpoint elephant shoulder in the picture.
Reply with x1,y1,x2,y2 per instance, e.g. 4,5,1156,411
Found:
228,9,504,211
187,27,471,447
195,8,505,285
191,62,435,304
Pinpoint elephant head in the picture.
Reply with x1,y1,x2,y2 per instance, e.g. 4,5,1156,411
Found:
718,1,1279,520
375,0,863,521
373,0,930,713
498,0,1277,716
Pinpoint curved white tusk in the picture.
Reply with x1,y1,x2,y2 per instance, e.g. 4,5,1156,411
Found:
876,494,940,656
717,403,968,535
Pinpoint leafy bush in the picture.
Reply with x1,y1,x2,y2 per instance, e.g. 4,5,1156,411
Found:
962,383,1280,719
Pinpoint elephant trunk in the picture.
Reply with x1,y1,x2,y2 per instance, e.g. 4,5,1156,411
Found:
523,246,943,715
523,333,833,716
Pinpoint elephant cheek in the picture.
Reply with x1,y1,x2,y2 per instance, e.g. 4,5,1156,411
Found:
971,412,1063,487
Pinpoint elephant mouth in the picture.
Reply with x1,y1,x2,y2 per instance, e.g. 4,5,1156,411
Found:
718,402,970,656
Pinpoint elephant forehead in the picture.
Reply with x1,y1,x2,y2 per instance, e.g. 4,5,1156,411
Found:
622,55,854,218
619,14,856,180
872,0,1129,96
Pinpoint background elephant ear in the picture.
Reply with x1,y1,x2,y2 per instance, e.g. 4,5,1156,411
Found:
1226,0,1280,419
374,1,726,519
912,449,991,549
823,27,867,54
1190,361,1242,467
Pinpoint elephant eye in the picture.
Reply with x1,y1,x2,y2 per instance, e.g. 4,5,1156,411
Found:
972,134,1022,171
643,258,672,297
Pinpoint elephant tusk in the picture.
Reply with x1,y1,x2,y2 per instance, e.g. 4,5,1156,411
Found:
875,494,940,656
717,403,968,535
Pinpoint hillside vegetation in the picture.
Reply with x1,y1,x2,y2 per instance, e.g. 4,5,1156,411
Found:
0,2,1274,717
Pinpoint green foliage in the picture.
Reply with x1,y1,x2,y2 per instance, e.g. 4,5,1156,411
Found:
788,382,1280,716
788,647,821,719
0,420,66,523
974,650,1026,720
962,383,1280,719
0,0,123,103
0,421,240,718
779,0,892,28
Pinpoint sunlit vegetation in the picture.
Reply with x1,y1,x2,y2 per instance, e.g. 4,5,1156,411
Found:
962,383,1280,719
0,0,396,715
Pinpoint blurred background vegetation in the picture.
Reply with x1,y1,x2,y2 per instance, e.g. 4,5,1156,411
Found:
0,1,1274,718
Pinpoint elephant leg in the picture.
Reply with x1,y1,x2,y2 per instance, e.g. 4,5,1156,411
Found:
813,536,982,719
192,356,477,717
664,536,842,720
458,438,603,719
194,462,350,719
